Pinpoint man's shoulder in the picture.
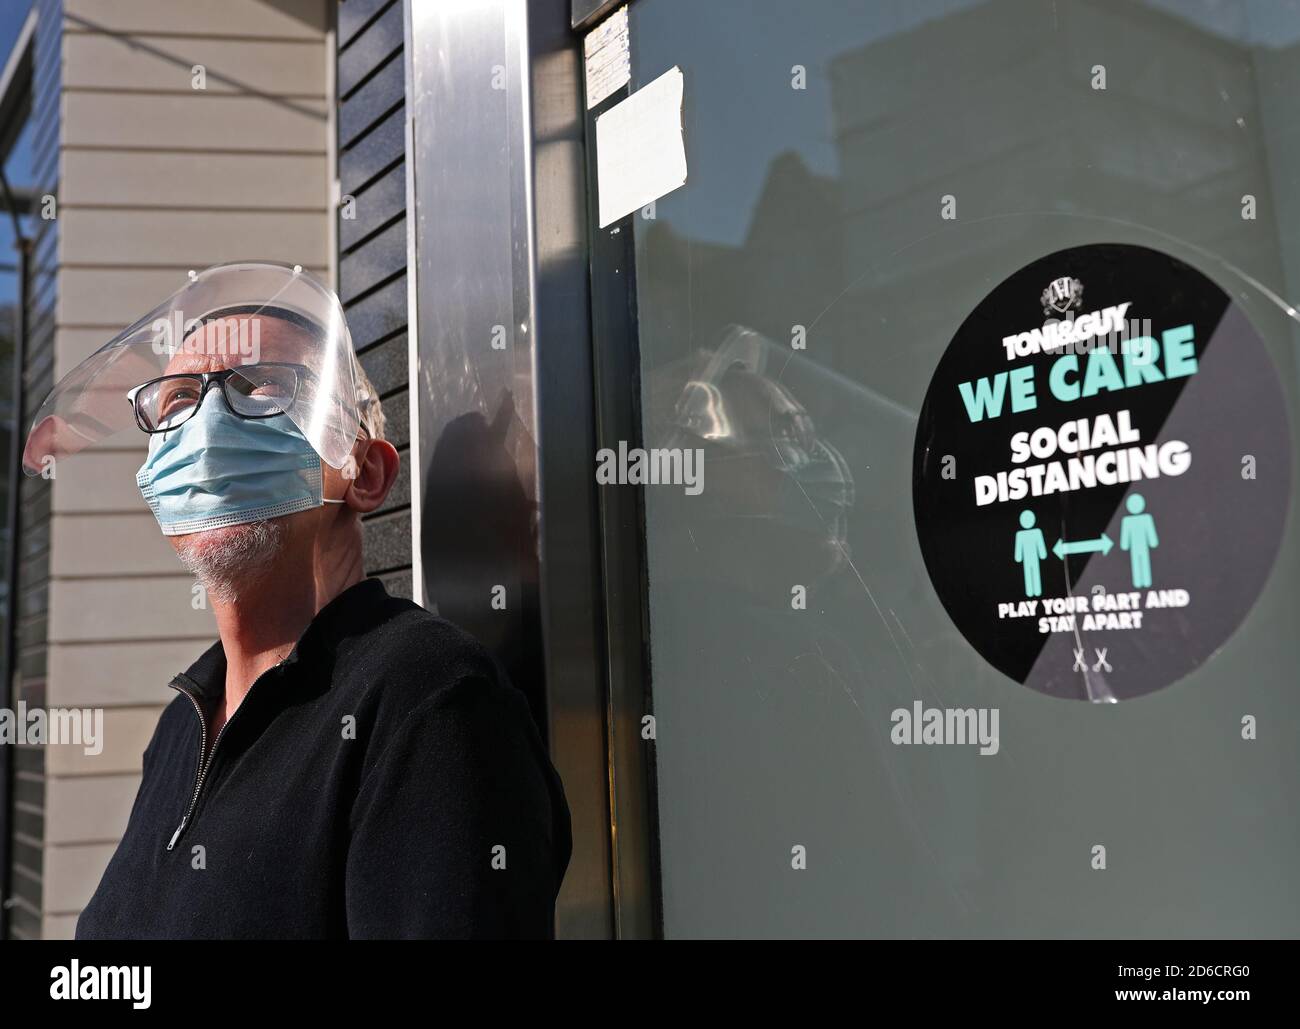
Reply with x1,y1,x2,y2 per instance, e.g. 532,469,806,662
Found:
346,594,498,676
157,690,198,733
329,596,520,723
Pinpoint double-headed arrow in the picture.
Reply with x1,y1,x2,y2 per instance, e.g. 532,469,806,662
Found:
1053,532,1113,560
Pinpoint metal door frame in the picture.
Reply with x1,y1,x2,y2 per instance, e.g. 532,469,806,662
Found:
404,0,660,939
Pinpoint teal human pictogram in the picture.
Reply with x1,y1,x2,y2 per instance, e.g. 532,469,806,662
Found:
1120,492,1159,588
1014,509,1048,597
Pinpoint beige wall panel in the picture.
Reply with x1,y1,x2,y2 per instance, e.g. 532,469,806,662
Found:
61,208,328,267
56,268,207,331
52,513,181,577
49,446,150,509
63,0,329,38
52,450,158,513
49,575,217,643
43,705,167,778
54,327,136,368
64,92,328,150
62,150,328,208
42,914,79,940
43,841,119,916
56,266,328,333
52,640,212,708
65,33,326,96
46,773,143,845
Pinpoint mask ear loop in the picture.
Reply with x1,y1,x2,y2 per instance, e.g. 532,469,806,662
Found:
320,430,368,505
321,472,351,506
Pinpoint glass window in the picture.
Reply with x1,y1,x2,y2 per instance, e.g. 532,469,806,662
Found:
610,0,1300,937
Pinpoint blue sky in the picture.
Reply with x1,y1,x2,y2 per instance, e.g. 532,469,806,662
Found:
0,0,35,307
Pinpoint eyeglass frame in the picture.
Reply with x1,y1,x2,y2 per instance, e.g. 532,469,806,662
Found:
125,361,316,435
126,362,373,446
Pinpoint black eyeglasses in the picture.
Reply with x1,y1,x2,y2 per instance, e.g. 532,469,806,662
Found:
127,362,307,433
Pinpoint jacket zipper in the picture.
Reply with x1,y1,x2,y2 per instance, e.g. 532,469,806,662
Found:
165,664,278,851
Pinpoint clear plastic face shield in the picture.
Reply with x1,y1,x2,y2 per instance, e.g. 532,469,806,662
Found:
22,262,359,476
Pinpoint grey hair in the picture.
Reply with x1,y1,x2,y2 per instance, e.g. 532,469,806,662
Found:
352,353,386,441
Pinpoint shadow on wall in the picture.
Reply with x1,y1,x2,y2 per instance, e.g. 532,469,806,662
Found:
419,390,547,738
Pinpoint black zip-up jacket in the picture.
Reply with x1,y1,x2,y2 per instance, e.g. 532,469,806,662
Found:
75,577,571,939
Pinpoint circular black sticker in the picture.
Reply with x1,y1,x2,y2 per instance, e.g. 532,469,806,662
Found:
913,243,1290,701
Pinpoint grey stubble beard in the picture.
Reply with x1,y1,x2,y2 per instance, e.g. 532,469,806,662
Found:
173,519,286,604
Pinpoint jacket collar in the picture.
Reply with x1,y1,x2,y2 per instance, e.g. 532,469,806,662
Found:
176,577,393,703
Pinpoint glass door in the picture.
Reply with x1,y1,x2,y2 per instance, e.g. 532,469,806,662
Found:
588,0,1300,937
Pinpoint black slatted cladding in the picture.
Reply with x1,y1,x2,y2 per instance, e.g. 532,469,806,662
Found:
337,0,411,599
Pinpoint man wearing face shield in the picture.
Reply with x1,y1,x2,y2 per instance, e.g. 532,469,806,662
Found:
23,263,571,939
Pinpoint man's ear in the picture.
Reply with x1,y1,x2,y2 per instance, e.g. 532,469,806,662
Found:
343,438,400,513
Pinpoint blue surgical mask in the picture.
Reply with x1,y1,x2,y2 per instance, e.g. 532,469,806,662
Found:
136,394,330,536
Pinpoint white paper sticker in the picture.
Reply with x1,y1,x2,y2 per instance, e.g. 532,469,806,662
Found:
595,66,687,228
584,5,629,110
